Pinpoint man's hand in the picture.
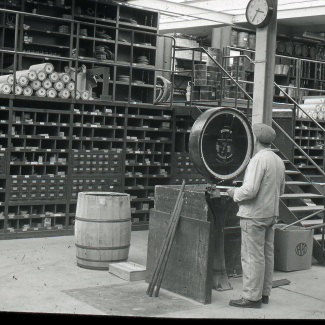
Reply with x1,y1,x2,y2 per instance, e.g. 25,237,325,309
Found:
227,187,235,199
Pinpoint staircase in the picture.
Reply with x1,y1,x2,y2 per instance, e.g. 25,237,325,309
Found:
273,145,325,264
179,46,325,264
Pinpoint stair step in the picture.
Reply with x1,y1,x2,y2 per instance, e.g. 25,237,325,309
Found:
285,170,300,175
300,219,324,226
286,181,311,186
288,205,324,212
281,193,324,199
314,234,325,242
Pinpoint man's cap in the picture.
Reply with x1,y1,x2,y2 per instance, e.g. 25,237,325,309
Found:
252,123,276,144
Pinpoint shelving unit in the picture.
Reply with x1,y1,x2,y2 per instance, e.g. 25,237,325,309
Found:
294,118,325,179
0,0,190,238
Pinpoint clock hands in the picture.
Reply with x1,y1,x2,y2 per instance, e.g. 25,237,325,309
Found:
252,8,265,23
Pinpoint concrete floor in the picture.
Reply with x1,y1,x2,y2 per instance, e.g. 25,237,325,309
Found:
0,230,324,320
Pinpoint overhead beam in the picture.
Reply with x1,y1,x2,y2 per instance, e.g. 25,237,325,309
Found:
126,0,234,25
159,19,226,32
233,5,325,23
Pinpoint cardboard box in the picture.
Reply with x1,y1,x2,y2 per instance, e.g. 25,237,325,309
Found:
274,224,314,272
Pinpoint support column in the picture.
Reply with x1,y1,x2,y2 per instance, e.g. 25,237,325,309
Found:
252,0,278,126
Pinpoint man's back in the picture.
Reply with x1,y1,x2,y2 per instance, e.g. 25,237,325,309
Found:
233,148,285,219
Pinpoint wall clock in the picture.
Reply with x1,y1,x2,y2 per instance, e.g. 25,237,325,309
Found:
246,0,274,28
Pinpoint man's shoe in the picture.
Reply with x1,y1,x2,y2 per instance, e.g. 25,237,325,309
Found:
229,298,262,308
262,296,269,304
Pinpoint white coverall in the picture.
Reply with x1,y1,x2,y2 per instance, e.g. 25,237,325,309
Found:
232,148,285,301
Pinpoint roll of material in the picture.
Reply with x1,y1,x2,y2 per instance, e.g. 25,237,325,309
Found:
304,98,325,104
0,74,14,85
0,83,12,94
317,111,324,120
29,63,54,74
58,88,70,99
71,90,80,100
36,87,47,97
66,81,75,91
37,70,47,81
81,90,90,100
17,76,29,87
31,80,42,90
58,73,71,83
49,72,59,82
299,104,319,110
54,80,64,91
42,79,52,89
14,84,23,95
16,69,37,81
46,88,57,98
23,86,33,96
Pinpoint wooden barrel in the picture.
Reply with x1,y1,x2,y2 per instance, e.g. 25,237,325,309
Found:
75,192,131,270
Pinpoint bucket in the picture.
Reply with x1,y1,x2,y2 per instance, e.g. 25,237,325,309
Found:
231,30,238,46
75,192,131,270
248,34,256,49
237,32,248,48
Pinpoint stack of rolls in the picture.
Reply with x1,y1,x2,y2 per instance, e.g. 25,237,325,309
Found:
0,62,92,100
296,97,325,120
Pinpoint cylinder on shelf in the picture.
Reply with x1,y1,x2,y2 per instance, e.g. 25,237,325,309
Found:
58,88,70,99
14,84,23,95
37,70,47,81
46,88,57,98
66,81,75,91
17,76,29,87
58,72,71,83
81,90,90,100
0,74,14,85
54,80,64,91
70,89,80,100
75,192,132,270
36,87,46,97
49,71,59,83
248,33,256,49
0,83,12,94
31,79,42,90
23,85,33,96
42,79,52,89
231,30,238,47
237,32,249,48
29,62,54,74
16,69,37,81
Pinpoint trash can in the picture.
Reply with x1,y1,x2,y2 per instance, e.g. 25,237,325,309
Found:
274,224,314,272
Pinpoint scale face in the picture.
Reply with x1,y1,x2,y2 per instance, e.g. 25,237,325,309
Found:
189,107,254,182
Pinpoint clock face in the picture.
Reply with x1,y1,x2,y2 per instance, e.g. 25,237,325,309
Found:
246,0,274,27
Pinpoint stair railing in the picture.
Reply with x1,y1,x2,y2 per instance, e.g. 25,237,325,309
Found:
174,46,325,176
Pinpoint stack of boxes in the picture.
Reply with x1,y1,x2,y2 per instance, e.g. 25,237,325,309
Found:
190,47,222,101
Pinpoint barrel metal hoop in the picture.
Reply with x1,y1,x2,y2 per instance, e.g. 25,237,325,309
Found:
76,256,127,263
75,243,130,250
75,217,131,223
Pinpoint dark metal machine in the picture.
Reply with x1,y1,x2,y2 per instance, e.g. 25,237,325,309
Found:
189,107,254,290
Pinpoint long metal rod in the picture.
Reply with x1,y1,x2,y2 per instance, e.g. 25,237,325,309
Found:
281,209,325,230
154,194,184,297
146,180,186,296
